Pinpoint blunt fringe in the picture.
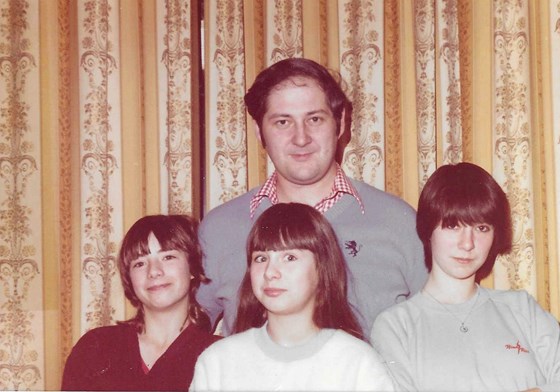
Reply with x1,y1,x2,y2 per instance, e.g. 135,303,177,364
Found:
117,214,211,332
233,203,365,341
416,162,513,281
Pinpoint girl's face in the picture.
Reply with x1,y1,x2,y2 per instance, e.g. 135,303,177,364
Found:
430,222,494,282
129,232,191,313
250,248,319,320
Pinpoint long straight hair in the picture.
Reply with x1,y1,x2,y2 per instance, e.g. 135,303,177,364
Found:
117,214,211,332
233,203,364,341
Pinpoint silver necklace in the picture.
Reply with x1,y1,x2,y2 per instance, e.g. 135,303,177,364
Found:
423,288,480,333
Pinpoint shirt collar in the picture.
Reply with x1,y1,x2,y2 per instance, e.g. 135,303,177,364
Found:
249,165,364,218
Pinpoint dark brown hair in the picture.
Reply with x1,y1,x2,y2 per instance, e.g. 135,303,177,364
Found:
233,203,364,340
244,58,351,137
416,162,513,281
118,215,211,332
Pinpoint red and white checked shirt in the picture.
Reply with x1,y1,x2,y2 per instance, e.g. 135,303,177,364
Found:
249,165,365,218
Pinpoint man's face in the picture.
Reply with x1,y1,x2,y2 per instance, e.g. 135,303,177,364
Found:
255,77,342,189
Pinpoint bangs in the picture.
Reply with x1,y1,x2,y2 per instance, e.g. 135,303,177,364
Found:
120,220,186,267
121,225,151,268
249,220,316,253
438,185,500,228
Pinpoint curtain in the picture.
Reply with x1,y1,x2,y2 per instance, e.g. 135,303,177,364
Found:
0,0,558,389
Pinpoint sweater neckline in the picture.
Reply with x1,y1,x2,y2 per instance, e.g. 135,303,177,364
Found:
254,324,336,362
418,285,490,314
134,322,198,373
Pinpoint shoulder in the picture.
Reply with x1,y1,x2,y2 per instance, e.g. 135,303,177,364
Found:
329,330,372,349
73,324,132,348
372,294,423,330
199,329,255,358
322,330,376,358
324,331,386,366
199,188,260,239
185,324,222,347
485,288,549,317
351,178,413,206
64,324,134,373
350,178,417,217
484,288,560,332
486,288,537,310
201,188,258,224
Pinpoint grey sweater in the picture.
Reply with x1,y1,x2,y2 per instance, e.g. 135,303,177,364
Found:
371,287,560,391
197,178,427,336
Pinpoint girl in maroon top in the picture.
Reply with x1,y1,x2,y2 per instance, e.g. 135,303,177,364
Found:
62,215,220,391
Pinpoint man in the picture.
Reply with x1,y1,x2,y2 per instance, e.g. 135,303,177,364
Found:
197,58,427,336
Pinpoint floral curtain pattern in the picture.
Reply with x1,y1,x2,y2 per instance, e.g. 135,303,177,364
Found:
0,0,42,389
0,0,558,389
78,0,125,333
206,0,247,209
492,0,536,292
160,0,197,214
339,0,385,189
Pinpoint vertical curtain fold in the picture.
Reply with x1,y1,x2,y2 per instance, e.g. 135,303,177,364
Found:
0,0,43,389
78,0,124,332
206,0,248,210
492,0,537,295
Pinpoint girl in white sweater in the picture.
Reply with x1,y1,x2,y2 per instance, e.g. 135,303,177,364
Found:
371,162,560,391
191,203,394,391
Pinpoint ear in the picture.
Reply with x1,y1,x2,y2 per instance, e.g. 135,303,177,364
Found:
338,108,347,140
253,120,265,147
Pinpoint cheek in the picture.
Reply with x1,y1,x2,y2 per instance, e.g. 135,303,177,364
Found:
302,267,319,294
129,271,143,293
176,263,192,287
249,265,262,290
479,237,494,257
129,268,141,281
429,235,446,255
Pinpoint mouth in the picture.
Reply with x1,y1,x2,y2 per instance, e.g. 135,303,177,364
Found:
263,287,286,297
290,151,314,161
147,283,171,291
454,257,473,264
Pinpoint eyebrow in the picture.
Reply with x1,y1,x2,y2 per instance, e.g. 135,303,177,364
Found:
266,109,330,119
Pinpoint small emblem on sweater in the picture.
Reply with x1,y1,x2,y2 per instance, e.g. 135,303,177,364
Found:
344,240,361,257
505,340,529,354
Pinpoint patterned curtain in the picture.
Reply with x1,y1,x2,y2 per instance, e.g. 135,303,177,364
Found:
0,0,558,389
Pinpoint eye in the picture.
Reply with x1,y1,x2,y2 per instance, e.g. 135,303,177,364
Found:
131,260,145,269
163,254,176,261
476,224,493,233
252,254,267,263
443,223,460,230
284,254,297,262
308,116,323,125
274,118,291,129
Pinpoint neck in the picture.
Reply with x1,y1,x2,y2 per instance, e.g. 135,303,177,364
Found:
275,166,337,206
423,274,478,304
142,307,190,343
266,312,320,347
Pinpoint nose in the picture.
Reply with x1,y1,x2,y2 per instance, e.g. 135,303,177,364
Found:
147,258,163,278
458,227,475,251
263,260,281,281
292,121,311,146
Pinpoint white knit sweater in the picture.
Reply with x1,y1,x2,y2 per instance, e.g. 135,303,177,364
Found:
191,325,394,391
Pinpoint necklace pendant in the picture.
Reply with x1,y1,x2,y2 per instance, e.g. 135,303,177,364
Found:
460,324,469,333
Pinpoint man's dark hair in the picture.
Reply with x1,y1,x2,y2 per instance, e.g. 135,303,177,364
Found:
244,58,351,136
